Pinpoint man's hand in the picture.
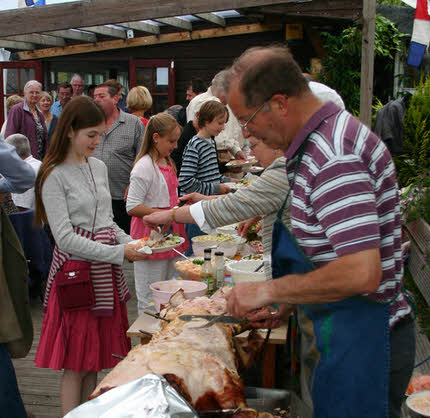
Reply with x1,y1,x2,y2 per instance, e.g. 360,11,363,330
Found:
238,216,261,238
179,193,207,205
0,193,6,203
142,210,172,229
123,185,130,201
246,304,295,329
226,281,271,317
235,150,247,160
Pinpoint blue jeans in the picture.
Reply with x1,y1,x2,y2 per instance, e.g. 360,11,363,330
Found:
0,344,27,418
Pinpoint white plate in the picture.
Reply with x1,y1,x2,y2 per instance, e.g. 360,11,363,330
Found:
130,237,185,254
247,166,264,174
225,159,252,168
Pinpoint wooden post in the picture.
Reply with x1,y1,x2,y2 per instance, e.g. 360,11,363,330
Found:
359,0,376,128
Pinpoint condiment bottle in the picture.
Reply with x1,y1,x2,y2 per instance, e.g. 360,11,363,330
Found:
214,251,225,290
201,248,215,295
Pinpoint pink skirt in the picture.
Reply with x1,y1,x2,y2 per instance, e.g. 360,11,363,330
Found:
35,277,131,372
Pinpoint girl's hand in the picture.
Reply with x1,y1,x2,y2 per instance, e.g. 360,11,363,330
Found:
142,210,172,229
124,243,149,262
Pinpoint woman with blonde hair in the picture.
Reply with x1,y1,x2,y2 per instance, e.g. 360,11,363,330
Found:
33,96,147,416
126,85,153,126
0,95,23,139
38,91,58,144
126,112,188,314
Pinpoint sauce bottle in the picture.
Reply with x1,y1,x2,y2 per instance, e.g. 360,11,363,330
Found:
201,248,215,295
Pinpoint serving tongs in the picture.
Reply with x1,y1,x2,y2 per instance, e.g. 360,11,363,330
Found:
197,407,242,416
143,310,170,322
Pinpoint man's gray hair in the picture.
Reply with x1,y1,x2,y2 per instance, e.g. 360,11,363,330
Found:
23,80,42,93
5,134,31,158
211,70,230,97
71,73,83,82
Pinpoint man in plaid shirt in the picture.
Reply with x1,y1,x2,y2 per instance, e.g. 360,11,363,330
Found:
93,82,145,234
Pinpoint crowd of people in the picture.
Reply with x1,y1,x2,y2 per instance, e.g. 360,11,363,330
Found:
0,44,416,418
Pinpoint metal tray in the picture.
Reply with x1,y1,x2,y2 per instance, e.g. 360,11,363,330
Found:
245,387,313,418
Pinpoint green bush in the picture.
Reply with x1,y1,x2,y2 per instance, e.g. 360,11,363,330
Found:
394,76,430,187
319,15,405,114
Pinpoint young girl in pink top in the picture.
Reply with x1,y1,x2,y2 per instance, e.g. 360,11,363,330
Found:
126,113,189,313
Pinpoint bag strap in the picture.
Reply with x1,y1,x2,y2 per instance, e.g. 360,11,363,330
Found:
86,158,98,240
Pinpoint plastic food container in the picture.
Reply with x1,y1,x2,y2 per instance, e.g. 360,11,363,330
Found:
406,391,430,417
227,259,266,284
149,279,207,311
191,235,246,258
216,223,239,236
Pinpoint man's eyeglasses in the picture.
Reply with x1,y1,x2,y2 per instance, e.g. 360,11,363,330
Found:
239,101,267,131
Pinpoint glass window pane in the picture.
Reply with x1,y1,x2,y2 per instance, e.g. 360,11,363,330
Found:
154,67,168,93
4,69,18,95
19,68,35,90
137,68,152,90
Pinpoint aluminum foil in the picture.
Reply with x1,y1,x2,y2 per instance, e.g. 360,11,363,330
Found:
65,374,198,418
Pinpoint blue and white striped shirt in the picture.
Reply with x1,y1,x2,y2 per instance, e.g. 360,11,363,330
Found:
179,135,229,195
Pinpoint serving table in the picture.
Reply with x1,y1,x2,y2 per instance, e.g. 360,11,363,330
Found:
127,313,288,388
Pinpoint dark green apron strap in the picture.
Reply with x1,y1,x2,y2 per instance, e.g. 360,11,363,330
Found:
277,136,310,220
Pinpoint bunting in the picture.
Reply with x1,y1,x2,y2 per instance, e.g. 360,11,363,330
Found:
407,0,430,67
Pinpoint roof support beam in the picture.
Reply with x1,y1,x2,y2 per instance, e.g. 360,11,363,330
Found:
44,29,97,43
155,17,192,31
0,0,296,37
17,23,282,60
4,33,65,47
0,40,36,50
79,26,126,39
118,22,160,35
194,13,226,26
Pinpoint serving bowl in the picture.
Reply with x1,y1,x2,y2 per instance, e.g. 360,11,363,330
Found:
149,279,207,311
191,234,246,258
226,259,266,284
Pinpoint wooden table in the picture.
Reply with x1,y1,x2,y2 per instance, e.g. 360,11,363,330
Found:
127,313,288,388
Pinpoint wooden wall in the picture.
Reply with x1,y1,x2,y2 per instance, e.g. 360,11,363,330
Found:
44,29,317,106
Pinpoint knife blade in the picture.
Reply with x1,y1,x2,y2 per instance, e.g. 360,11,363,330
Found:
178,314,242,324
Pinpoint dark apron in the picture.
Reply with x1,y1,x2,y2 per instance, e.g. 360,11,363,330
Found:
271,138,390,418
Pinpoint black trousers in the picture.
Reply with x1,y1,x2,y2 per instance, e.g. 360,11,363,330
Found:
111,199,131,235
389,315,416,418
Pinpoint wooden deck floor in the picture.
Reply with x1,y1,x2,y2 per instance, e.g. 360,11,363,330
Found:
12,261,430,417
12,261,140,418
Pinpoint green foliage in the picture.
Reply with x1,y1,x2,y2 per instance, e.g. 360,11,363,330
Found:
319,15,406,114
400,173,430,224
377,0,407,5
394,76,430,187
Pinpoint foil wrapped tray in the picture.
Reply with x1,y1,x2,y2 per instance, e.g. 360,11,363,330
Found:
64,374,198,418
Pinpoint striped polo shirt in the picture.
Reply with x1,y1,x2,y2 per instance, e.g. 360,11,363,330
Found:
179,135,228,195
285,102,409,327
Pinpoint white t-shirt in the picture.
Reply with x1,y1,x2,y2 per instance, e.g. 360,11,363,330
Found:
12,155,41,209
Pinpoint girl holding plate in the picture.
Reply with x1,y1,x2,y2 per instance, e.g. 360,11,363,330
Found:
126,113,189,314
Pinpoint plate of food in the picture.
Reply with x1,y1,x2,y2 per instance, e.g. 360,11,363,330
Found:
131,230,185,254
225,159,253,168
246,166,264,174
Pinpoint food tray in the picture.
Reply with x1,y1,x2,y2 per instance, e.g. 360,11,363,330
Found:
245,387,313,418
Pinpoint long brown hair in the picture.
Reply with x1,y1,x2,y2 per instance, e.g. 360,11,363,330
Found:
34,96,106,226
134,112,181,171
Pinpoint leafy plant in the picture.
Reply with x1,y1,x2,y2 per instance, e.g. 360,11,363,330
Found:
394,76,430,187
319,15,406,114
400,172,430,224
377,0,407,5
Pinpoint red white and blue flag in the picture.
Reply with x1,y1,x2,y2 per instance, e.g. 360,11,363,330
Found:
407,0,430,67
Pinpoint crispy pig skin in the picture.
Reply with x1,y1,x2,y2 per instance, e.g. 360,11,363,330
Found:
91,287,252,409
